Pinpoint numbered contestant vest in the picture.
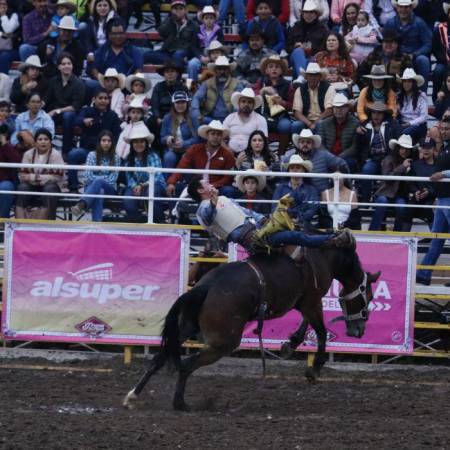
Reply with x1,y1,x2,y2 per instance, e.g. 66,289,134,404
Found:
207,196,248,241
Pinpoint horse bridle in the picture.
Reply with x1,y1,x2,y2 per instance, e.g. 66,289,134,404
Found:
336,272,369,323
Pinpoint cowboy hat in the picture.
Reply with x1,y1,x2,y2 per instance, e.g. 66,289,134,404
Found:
260,55,289,76
364,65,392,79
230,87,263,110
364,101,393,115
302,0,323,15
300,62,328,77
157,59,183,76
198,120,229,140
444,2,450,15
197,5,218,21
58,15,78,31
388,134,417,150
125,73,152,93
391,0,418,8
286,154,313,172
98,68,126,90
55,0,76,13
18,55,44,72
396,67,424,87
124,96,148,112
124,121,154,144
89,0,117,16
235,169,267,193
207,55,236,71
332,93,351,107
206,40,228,55
292,129,322,149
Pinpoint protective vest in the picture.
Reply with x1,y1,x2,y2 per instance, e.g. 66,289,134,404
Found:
206,196,247,241
201,77,240,115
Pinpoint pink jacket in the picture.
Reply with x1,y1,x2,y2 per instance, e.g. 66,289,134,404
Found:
331,0,364,24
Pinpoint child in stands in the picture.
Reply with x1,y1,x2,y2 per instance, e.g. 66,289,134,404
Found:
345,10,378,64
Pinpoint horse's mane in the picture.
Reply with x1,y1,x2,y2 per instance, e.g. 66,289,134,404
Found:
332,247,363,279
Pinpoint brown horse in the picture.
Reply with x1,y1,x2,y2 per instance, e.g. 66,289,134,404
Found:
123,245,380,411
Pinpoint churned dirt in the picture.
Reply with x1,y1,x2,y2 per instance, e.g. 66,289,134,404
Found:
0,355,448,450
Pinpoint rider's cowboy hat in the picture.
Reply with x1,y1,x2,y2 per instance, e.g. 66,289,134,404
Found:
124,121,154,144
302,0,323,15
235,169,267,193
230,87,263,110
388,134,417,150
207,55,236,71
332,93,351,107
260,55,289,76
125,73,152,93
391,0,418,8
58,15,78,31
286,154,313,172
98,68,126,90
300,62,328,77
198,120,229,140
292,129,322,149
197,5,218,21
364,101,393,115
396,67,424,87
124,96,148,112
18,55,44,72
206,40,228,55
363,65,392,80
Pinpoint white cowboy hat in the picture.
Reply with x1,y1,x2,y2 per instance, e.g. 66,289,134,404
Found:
125,73,152,93
286,154,314,172
300,62,328,77
18,55,44,72
388,134,417,150
197,5,218,21
56,0,76,13
396,67,425,87
235,169,267,193
98,68,126,90
58,15,78,30
332,93,351,107
124,121,154,144
292,129,322,149
207,55,236,71
444,2,450,15
392,0,418,8
230,87,263,110
364,64,393,79
124,96,148,112
206,40,228,54
302,0,323,15
198,120,229,140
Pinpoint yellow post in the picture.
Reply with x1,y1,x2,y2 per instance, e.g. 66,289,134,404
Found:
307,353,314,367
124,346,133,365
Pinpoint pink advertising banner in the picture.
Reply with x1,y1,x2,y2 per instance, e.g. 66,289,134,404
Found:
229,235,416,354
2,223,190,345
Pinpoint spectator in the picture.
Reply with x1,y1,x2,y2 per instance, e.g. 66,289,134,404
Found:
416,117,450,285
38,16,86,78
15,128,64,220
144,0,200,69
292,62,336,133
123,72,151,113
335,2,360,36
166,120,235,197
12,92,55,146
287,0,329,78
414,0,446,30
218,0,246,28
369,134,417,231
330,0,364,24
49,0,79,39
0,0,19,74
98,67,125,119
235,169,271,214
0,123,21,218
123,121,166,223
396,68,428,142
356,65,397,122
10,55,48,113
44,52,85,156
161,91,200,170
235,27,276,84
71,130,121,221
289,0,330,25
243,0,285,54
223,87,268,154
345,10,379,64
384,0,432,92
0,99,13,133
435,70,450,120
20,0,52,61
356,101,400,202
192,55,245,124
284,128,348,192
254,55,301,154
273,154,319,226
248,0,290,25
365,0,396,26
67,88,121,191
319,93,359,172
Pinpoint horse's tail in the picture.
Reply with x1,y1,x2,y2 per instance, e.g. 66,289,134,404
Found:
160,285,209,370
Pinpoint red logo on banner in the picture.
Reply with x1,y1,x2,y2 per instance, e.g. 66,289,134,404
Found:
75,317,112,336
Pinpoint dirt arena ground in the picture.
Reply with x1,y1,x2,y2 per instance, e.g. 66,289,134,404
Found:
0,354,449,450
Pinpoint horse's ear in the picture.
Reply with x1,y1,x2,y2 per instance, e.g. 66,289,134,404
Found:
367,271,381,283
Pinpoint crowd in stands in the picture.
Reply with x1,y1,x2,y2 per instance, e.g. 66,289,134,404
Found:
1,0,450,272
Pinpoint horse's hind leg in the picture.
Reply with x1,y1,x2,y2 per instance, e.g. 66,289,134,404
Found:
280,319,309,359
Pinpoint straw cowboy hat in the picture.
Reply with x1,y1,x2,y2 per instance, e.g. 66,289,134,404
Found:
332,93,351,107
197,5,218,21
389,134,417,150
300,62,328,77
58,15,78,31
364,101,393,115
55,0,76,13
198,120,230,140
124,96,148,112
364,65,393,80
230,87,263,110
260,55,289,76
98,68,126,90
396,67,425,87
444,2,450,15
292,129,322,149
125,73,152,93
89,0,117,15
302,0,323,15
18,55,44,72
286,154,313,172
392,0,418,8
124,121,154,144
206,40,228,55
235,169,267,193
207,55,237,71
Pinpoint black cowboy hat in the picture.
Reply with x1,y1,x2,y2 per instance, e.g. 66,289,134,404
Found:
157,59,183,76
242,23,267,43
377,28,402,44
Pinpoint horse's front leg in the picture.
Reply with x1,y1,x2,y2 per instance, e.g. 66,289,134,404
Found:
305,318,327,383
280,319,309,359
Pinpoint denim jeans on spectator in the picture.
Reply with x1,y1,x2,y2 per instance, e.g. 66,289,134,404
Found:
123,182,166,223
0,180,15,218
83,78,101,105
19,44,37,61
163,149,183,171
401,123,427,143
413,55,430,93
81,178,117,222
432,63,447,102
342,156,358,174
218,0,246,26
416,197,450,283
267,229,333,248
290,48,309,78
359,159,382,203
0,49,18,74
143,49,189,69
187,57,202,81
272,117,304,135
53,111,77,156
369,195,407,231
67,147,90,189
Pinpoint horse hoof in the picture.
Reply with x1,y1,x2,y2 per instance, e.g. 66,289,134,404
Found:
173,401,191,412
123,390,137,409
305,368,317,383
280,341,294,359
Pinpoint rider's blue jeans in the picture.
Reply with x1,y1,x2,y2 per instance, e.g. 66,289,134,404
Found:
267,230,333,248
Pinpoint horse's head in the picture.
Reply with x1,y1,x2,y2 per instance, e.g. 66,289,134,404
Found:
336,270,381,338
